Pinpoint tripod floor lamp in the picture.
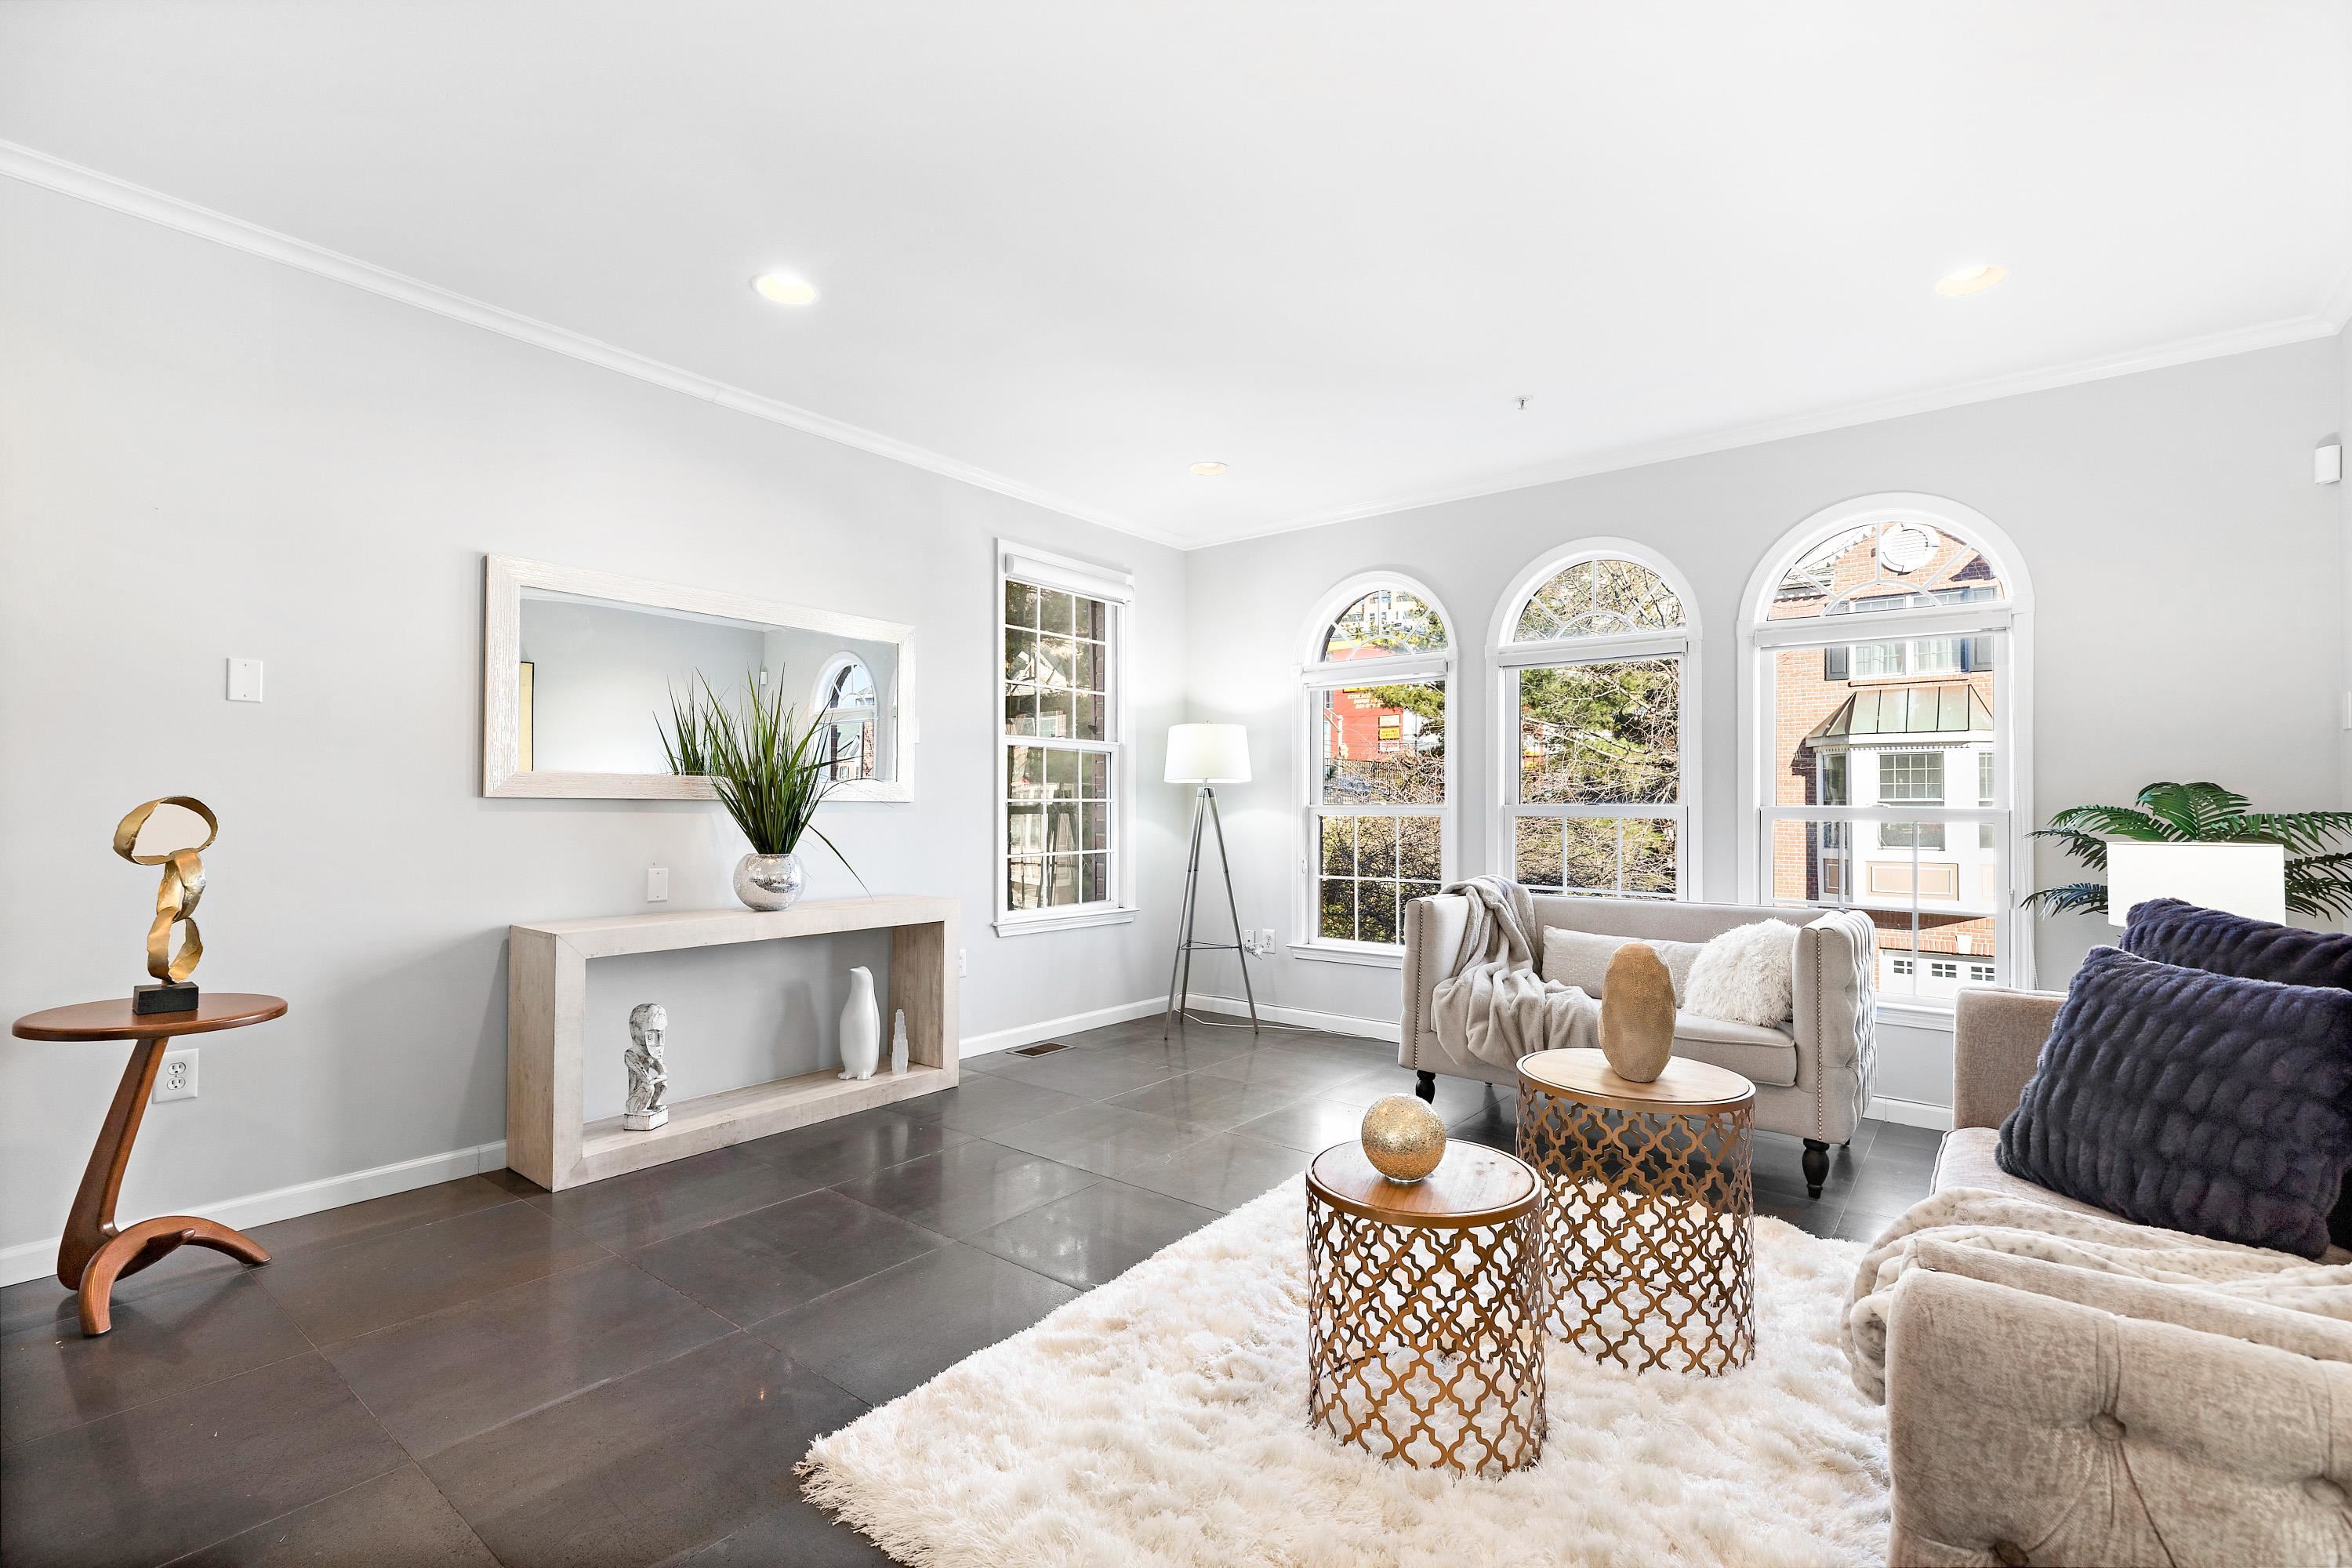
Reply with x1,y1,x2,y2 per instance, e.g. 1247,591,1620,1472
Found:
1164,722,1259,1036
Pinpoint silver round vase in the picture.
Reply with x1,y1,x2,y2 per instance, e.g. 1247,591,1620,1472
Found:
732,851,805,911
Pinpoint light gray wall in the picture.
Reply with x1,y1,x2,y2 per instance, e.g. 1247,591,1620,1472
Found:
2339,323,2351,811
1183,336,2347,1109
0,181,1190,1258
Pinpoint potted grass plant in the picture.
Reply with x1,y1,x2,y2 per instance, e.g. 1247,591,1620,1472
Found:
658,673,859,910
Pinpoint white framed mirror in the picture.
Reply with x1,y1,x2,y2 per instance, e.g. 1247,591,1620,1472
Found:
482,555,913,801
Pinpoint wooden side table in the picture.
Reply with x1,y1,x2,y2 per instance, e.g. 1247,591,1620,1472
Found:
1515,1048,1755,1376
1305,1140,1546,1476
12,993,287,1336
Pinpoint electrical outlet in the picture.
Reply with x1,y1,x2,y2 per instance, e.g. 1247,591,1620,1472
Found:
154,1047,198,1103
1260,927,1277,956
957,947,967,978
646,866,670,902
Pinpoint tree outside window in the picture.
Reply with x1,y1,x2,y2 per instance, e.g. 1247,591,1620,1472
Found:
1004,577,1116,912
1501,551,1691,899
1305,584,1450,946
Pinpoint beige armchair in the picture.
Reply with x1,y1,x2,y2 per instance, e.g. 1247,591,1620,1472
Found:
1880,988,2352,1567
1400,893,1877,1196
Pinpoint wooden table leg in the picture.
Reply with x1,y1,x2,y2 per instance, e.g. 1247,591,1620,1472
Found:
56,1035,270,1337
77,1217,270,1335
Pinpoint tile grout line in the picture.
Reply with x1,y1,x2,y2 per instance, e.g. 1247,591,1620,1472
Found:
289,1237,621,1352
150,1459,475,1568
398,1322,761,1469
5,1196,457,1453
734,1227,1076,1344
144,1355,419,1568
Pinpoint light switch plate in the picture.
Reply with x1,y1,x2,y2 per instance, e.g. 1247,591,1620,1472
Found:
227,658,263,702
154,1047,198,1102
645,866,670,902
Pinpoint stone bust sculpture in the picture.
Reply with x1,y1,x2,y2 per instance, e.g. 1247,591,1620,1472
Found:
624,1002,670,1131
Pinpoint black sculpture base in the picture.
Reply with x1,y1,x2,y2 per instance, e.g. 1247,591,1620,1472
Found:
132,982,200,1015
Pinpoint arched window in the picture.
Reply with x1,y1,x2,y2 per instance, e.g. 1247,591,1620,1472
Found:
1491,543,1698,900
1300,577,1454,955
1739,495,2033,1007
813,654,878,782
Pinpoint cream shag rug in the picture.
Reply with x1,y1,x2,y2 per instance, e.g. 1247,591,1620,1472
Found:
801,1178,1888,1567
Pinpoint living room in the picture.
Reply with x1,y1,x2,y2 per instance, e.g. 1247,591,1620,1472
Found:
3,6,2349,1566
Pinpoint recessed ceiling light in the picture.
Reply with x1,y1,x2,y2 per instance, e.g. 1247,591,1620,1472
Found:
1189,461,1228,477
1936,264,2007,297
753,273,818,306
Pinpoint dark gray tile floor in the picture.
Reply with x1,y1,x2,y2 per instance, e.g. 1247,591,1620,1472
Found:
0,1014,1940,1566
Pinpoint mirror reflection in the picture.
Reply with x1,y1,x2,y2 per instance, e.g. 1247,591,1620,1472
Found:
517,590,898,782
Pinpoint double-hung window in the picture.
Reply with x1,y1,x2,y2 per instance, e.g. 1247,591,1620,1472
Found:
1744,504,2030,1008
1496,548,1696,898
1301,579,1453,954
997,542,1134,932
1877,751,1944,850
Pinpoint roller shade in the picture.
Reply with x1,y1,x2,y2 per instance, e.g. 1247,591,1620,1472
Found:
1000,543,1134,606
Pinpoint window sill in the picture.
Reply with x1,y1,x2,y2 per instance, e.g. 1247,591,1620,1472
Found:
1873,996,1958,1033
993,906,1140,938
1288,941,1403,971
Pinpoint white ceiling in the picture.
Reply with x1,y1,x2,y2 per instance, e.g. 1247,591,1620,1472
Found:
5,2,2348,549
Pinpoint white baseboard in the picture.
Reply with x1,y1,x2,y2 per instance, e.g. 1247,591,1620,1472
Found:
5,993,1352,1290
1190,993,1402,1044
0,1139,510,1289
1866,1095,1955,1132
958,996,1166,1058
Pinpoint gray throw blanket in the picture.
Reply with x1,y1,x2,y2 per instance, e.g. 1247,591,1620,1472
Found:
1428,877,1600,1071
1842,1188,2352,1403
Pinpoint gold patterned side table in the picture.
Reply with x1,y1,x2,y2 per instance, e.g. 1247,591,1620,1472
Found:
1515,1049,1756,1376
1305,1140,1546,1476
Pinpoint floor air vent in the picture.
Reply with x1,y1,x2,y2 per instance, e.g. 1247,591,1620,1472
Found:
1011,1040,1069,1057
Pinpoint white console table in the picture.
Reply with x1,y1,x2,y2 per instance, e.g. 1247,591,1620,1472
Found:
506,897,959,1190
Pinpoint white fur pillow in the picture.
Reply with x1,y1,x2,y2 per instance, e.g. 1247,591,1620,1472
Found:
1682,920,1802,1028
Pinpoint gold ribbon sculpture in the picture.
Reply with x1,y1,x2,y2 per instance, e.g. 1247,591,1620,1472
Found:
113,797,217,985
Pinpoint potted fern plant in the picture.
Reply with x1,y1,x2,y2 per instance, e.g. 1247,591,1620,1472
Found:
658,673,858,910
2024,781,2352,921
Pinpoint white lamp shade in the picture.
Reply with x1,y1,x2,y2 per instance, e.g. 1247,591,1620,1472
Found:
1166,723,1250,783
2104,840,2286,927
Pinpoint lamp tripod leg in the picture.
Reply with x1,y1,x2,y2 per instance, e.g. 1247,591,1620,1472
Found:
1205,787,1258,1033
1164,789,1207,1035
1177,803,1202,1027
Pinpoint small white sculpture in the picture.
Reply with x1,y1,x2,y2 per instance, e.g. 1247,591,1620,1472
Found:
891,1008,909,1076
840,967,880,1080
624,1002,670,1131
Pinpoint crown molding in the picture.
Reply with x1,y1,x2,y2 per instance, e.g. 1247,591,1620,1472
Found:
0,140,1185,551
2319,257,2352,334
5,138,2341,559
1185,309,2347,550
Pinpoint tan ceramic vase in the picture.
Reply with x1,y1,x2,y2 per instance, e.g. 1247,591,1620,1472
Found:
1599,942,1676,1083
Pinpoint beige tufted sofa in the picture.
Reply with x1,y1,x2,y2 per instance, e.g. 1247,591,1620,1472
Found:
1881,987,2352,1567
1400,893,1877,1197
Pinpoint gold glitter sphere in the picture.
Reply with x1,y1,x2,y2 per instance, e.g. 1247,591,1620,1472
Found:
1359,1094,1447,1182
